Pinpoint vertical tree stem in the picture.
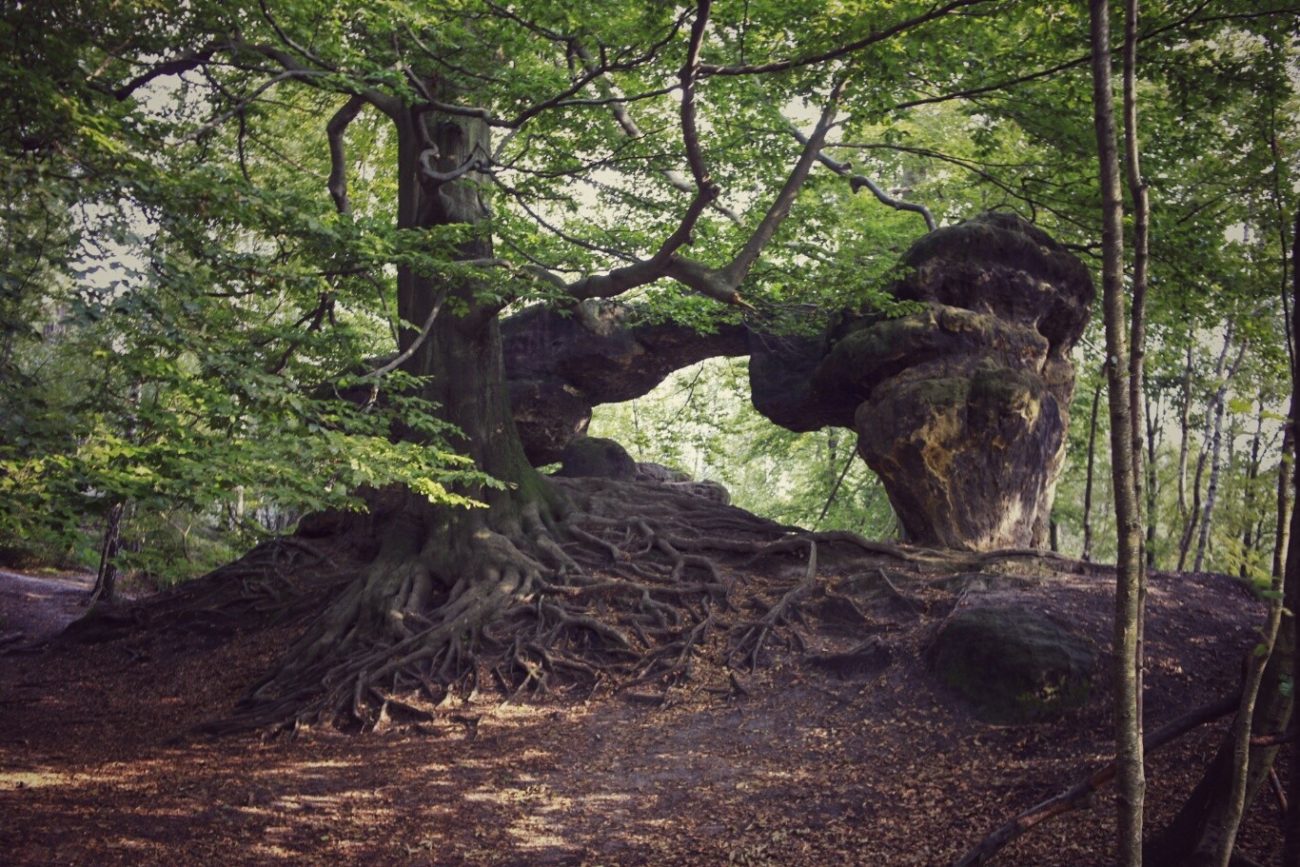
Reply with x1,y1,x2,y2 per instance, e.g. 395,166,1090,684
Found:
1089,0,1146,860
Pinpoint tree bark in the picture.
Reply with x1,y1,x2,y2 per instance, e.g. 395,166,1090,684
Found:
1179,343,1194,519
1240,402,1265,579
1180,326,1235,571
1083,378,1103,563
1194,341,1248,572
1089,0,1146,860
1144,390,1159,570
89,500,125,606
1122,0,1149,697
1273,422,1293,582
1284,209,1300,867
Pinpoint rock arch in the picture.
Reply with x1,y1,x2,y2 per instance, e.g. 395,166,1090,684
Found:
502,212,1093,551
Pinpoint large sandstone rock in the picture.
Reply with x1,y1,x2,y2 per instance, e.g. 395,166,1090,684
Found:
749,213,1093,550
502,302,748,464
502,213,1092,552
554,436,638,480
928,603,1096,724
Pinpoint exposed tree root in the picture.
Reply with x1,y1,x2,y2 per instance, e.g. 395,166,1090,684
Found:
64,477,1087,738
731,540,818,672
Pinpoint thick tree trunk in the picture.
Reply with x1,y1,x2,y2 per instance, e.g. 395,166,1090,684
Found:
238,104,565,730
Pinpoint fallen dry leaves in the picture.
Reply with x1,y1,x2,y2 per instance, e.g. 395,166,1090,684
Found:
0,558,1290,866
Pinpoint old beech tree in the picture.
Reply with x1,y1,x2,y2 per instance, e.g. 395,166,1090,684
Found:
68,0,1043,729
19,0,1292,768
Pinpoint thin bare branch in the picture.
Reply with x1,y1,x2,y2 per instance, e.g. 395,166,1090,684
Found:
790,127,936,231
360,295,444,380
723,79,845,287
699,0,995,77
954,691,1241,867
258,0,336,72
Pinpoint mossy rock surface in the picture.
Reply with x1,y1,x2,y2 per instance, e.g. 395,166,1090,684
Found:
928,604,1095,724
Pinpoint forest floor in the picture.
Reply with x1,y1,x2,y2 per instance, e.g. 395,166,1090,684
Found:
0,505,1292,866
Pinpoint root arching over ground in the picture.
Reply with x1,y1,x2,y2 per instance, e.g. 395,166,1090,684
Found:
66,476,1081,737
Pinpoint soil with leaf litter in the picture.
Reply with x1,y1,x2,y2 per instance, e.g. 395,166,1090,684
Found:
0,479,1290,865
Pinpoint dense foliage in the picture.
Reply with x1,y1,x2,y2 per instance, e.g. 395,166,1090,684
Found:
0,1,1295,585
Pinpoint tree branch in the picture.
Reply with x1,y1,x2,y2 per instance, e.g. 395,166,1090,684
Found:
679,0,714,190
790,127,936,231
722,78,845,287
953,691,1242,867
258,0,336,72
699,0,995,77
570,36,741,224
112,45,222,100
326,95,366,214
360,295,444,381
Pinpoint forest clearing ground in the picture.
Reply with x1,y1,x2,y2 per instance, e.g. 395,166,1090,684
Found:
0,542,1291,866
0,568,95,646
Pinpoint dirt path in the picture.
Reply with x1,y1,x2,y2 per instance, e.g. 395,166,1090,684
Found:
0,566,1290,866
0,568,93,647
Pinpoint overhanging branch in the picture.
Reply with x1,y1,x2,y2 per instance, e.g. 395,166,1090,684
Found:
327,95,366,214
790,128,936,231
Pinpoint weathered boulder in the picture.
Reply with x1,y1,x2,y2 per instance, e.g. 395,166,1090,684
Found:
502,301,748,462
749,212,1093,550
928,603,1096,724
508,380,592,466
635,462,692,483
848,214,1091,549
502,213,1092,552
554,436,638,480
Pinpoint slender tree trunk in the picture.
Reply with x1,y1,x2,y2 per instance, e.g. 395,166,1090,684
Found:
1284,210,1300,867
1084,378,1103,563
1122,0,1149,706
1195,341,1248,572
1145,391,1160,570
1205,502,1287,866
1149,195,1300,867
1180,326,1235,571
827,429,839,492
1089,1,1146,860
1241,402,1265,579
1178,343,1194,519
1275,422,1294,583
89,500,125,606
